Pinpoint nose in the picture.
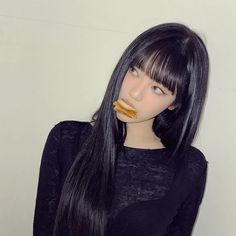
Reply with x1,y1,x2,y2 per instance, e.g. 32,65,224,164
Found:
129,82,147,101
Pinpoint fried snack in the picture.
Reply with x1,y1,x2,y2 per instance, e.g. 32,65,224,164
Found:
113,99,137,119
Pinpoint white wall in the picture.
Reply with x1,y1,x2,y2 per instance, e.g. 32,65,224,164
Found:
1,1,235,235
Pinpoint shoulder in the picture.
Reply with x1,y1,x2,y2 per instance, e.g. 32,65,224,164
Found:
181,146,208,182
46,120,92,178
46,120,92,161
55,119,92,132
49,120,92,140
183,145,208,166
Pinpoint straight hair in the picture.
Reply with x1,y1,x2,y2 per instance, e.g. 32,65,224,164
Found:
53,22,209,236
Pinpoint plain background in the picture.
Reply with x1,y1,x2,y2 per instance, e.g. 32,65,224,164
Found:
1,1,236,235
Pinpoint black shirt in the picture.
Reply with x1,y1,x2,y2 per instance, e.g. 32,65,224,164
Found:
33,120,208,236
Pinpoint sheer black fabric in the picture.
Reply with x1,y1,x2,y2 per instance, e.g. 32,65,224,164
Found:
33,121,207,236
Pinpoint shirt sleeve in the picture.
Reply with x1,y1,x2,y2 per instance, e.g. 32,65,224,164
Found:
165,162,208,236
33,122,62,236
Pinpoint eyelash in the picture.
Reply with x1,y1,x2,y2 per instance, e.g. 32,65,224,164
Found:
152,86,165,95
129,66,138,76
129,66,166,95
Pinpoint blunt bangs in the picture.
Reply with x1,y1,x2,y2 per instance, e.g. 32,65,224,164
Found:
130,39,189,105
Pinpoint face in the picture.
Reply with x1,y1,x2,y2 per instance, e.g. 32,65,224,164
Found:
116,66,177,123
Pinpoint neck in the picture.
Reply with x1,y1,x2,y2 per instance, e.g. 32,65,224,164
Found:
124,119,165,149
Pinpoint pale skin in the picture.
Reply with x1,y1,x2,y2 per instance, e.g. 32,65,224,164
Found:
116,66,177,149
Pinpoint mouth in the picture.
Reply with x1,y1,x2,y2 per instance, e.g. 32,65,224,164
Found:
113,99,138,119
121,98,136,110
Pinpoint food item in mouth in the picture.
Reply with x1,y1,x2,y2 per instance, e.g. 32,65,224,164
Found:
113,99,137,119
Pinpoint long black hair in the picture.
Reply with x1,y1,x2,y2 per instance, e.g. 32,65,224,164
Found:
53,22,209,236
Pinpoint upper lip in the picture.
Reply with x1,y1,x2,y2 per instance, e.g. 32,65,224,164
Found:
121,98,136,109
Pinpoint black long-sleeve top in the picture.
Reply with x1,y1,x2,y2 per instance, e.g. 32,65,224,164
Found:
33,120,208,236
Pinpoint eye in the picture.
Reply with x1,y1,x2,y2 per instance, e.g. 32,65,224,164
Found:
128,66,139,77
152,85,165,95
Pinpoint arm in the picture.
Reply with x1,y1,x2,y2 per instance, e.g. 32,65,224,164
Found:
33,123,62,236
166,163,208,236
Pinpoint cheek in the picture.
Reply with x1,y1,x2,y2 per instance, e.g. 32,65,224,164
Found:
141,97,173,117
119,76,132,96
142,104,162,117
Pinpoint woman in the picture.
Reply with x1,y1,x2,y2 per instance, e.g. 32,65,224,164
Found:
34,22,209,236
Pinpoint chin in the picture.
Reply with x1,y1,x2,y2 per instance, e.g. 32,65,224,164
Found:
116,112,153,124
116,112,138,122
